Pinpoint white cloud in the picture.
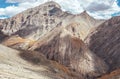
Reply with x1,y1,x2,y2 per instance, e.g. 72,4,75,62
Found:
0,1,44,17
88,0,120,19
86,2,110,12
6,0,37,3
0,0,119,19
0,5,24,17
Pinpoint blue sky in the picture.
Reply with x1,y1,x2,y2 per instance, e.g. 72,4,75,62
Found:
117,0,120,6
0,0,120,19
0,0,18,8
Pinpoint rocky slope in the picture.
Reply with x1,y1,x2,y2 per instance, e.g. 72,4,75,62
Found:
0,44,81,79
86,16,120,72
29,26,108,79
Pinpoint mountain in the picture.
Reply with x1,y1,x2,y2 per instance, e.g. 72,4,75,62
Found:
85,16,120,72
0,1,104,49
1,25,108,79
0,1,112,79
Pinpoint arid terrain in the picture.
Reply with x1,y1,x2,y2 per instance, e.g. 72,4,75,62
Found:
0,1,120,79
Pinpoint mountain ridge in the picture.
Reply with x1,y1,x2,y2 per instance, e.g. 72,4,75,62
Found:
0,1,104,40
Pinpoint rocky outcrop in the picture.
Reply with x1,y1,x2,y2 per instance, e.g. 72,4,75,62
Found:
29,26,108,79
86,16,120,71
0,1,63,40
0,44,81,79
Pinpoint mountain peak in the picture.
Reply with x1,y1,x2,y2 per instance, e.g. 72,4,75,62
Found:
83,10,87,13
80,10,91,18
0,1,103,41
42,1,61,9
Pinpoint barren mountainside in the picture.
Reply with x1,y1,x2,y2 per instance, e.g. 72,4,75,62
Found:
0,1,120,79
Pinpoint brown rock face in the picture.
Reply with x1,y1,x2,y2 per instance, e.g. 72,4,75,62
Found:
86,16,120,71
29,27,108,79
